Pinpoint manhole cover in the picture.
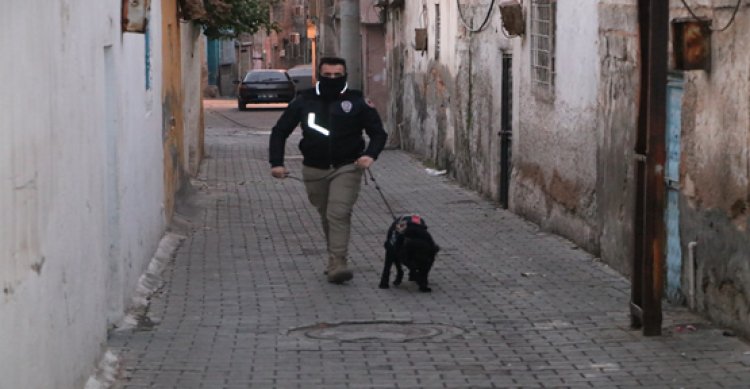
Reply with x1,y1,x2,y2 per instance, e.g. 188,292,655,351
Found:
288,320,464,343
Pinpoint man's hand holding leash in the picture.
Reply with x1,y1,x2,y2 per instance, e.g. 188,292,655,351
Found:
271,166,289,179
355,156,374,169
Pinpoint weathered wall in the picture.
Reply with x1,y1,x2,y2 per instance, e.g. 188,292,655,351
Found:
162,0,186,220
386,1,512,202
314,0,341,57
181,23,205,176
385,0,750,336
595,1,639,276
218,39,237,96
362,24,388,113
511,0,601,253
385,1,604,252
0,0,166,387
677,5,750,336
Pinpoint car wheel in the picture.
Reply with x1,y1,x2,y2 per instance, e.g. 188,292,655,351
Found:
238,99,247,111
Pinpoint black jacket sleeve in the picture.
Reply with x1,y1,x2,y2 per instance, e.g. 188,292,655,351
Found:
361,102,388,159
268,97,303,167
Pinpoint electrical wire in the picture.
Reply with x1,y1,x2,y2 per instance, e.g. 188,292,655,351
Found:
679,0,743,32
457,0,496,33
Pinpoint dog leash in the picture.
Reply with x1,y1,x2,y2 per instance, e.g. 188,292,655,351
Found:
365,168,397,220
284,167,397,220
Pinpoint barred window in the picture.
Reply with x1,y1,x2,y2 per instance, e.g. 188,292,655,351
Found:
530,0,556,94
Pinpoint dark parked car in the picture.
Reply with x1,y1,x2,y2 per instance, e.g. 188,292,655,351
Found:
236,69,296,110
287,64,314,95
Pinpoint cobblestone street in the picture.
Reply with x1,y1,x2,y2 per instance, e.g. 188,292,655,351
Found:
109,100,750,388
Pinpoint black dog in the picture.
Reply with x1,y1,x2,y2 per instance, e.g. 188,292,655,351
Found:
379,214,439,292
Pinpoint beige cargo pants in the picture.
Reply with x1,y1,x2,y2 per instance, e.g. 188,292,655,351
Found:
302,163,363,280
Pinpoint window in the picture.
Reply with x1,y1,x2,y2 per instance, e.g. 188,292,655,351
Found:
530,0,556,94
434,4,441,60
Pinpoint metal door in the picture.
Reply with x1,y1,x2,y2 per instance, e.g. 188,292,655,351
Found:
665,75,683,303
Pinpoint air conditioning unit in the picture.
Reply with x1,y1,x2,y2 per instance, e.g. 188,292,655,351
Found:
290,33,301,44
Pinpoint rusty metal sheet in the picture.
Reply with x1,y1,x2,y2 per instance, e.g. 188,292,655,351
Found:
672,18,711,71
499,0,525,37
122,0,152,33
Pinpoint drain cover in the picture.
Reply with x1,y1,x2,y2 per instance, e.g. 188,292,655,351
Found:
289,321,463,343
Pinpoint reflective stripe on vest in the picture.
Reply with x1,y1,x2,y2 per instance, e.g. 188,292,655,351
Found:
307,113,330,136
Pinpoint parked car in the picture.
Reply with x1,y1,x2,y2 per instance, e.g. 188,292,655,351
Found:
236,69,296,110
287,64,314,95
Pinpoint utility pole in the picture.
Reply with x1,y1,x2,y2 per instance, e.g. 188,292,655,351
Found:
631,0,668,336
339,0,362,90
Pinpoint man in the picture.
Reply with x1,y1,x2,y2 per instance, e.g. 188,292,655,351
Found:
269,57,388,284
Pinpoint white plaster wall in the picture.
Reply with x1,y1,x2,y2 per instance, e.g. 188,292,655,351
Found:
512,0,601,247
110,1,166,324
391,1,601,242
403,1,464,76
0,1,165,388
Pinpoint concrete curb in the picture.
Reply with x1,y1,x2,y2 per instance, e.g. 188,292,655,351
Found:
84,232,185,388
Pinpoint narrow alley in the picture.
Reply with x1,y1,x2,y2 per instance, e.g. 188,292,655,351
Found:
107,100,750,389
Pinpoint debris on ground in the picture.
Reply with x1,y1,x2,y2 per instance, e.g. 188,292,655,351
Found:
425,168,447,176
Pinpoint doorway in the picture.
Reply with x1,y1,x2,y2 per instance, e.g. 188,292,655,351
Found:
665,74,684,303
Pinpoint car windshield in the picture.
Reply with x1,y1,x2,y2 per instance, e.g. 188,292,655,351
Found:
244,71,287,82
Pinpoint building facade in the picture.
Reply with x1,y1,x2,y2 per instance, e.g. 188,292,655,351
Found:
307,0,389,109
0,0,204,387
379,0,750,336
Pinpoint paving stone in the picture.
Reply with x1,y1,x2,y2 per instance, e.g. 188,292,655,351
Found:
109,100,750,388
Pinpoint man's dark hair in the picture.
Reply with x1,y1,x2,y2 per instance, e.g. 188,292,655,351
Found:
318,57,347,72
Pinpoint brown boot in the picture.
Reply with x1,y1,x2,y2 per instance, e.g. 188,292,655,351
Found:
324,255,336,275
327,256,353,284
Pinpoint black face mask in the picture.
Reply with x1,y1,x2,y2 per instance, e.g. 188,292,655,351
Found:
317,75,348,99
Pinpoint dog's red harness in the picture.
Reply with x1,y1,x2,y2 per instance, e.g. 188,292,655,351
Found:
389,214,427,247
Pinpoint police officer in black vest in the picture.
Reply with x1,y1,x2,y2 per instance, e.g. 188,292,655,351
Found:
269,57,388,284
